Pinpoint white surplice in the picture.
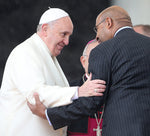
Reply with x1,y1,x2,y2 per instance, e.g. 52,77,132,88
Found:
0,33,77,136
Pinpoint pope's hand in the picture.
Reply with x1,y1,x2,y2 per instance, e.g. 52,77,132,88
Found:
78,73,106,97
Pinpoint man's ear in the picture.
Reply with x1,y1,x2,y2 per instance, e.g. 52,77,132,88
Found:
80,56,86,69
41,24,49,36
105,17,113,29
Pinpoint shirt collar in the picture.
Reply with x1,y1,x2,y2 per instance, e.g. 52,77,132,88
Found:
114,26,132,37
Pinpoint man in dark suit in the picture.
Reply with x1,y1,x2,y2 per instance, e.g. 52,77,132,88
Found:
27,6,150,136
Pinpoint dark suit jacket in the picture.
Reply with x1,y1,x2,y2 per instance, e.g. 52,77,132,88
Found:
68,77,89,134
68,76,103,135
47,28,150,136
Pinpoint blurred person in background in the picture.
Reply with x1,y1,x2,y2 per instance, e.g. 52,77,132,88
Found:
133,24,150,37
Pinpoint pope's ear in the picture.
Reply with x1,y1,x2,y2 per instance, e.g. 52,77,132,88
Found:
41,24,49,36
80,56,86,69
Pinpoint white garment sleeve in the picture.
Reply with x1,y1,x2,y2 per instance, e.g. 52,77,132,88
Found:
8,47,78,108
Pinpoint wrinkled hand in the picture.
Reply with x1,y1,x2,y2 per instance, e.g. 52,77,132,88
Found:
27,92,47,119
78,73,106,97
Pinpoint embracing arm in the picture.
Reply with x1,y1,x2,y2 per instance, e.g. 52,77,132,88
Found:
27,48,109,129
27,92,105,129
46,47,110,129
47,96,104,129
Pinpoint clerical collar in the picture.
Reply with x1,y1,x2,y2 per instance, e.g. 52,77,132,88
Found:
82,73,89,83
114,26,132,37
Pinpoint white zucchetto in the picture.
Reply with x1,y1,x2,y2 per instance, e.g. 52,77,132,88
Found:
39,8,69,24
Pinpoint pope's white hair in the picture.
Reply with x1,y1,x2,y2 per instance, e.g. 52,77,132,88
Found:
36,20,56,32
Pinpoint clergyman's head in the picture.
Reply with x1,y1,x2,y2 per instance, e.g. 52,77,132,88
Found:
80,39,99,74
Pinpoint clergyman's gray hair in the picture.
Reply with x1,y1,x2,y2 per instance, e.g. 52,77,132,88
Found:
82,39,97,56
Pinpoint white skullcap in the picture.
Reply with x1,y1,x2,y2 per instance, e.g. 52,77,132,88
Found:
39,7,69,24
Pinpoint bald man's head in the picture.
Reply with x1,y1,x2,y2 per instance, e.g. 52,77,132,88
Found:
95,6,132,43
98,6,131,23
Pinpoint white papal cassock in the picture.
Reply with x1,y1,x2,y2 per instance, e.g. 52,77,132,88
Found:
0,33,77,136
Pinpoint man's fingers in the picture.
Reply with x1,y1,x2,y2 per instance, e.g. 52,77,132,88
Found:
96,84,106,89
33,92,41,104
27,101,34,111
92,79,106,84
94,92,104,96
89,89,104,96
95,88,105,93
88,81,106,90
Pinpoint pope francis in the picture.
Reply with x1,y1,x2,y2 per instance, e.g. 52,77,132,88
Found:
0,8,105,136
